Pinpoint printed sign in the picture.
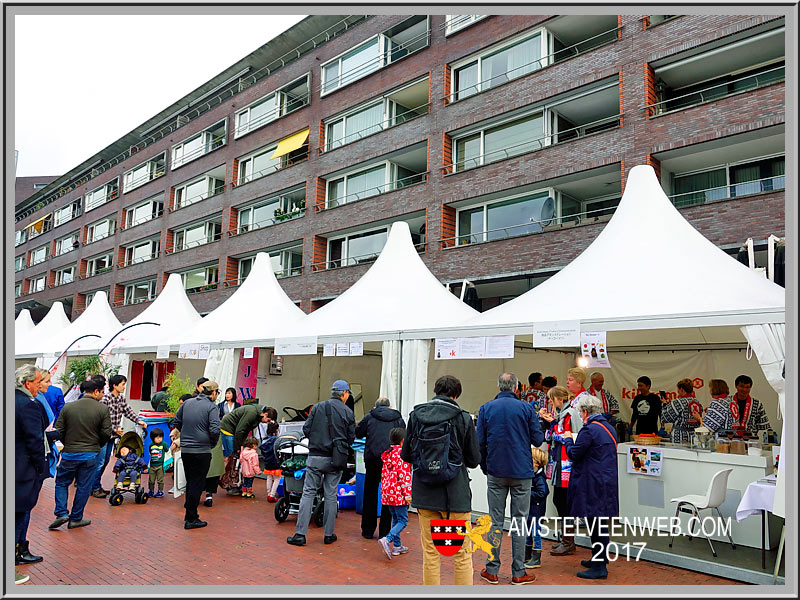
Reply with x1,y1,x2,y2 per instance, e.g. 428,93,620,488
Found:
156,345,170,359
274,336,318,355
348,342,364,356
435,335,516,360
323,343,336,357
236,347,259,401
198,344,211,360
243,347,254,359
532,320,581,348
627,446,663,476
434,338,459,360
485,335,515,359
177,343,199,359
336,342,350,356
581,331,610,368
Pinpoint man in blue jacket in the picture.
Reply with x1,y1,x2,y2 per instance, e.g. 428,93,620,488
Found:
477,372,544,586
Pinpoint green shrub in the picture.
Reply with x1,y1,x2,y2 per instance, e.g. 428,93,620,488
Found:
58,355,120,387
163,371,194,414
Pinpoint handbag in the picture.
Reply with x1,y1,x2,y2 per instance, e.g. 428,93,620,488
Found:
325,401,349,469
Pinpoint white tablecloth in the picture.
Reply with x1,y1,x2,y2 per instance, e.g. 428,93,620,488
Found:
736,477,777,521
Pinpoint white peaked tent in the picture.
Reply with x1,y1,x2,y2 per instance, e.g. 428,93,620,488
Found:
15,301,72,357
454,164,785,342
107,274,203,353
36,291,123,356
15,309,35,341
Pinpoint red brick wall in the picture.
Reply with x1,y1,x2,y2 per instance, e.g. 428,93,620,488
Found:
318,120,326,153
74,293,86,314
79,259,88,279
315,178,326,212
441,204,456,249
227,207,238,234
225,256,239,284
81,226,88,245
618,71,624,127
47,271,56,289
231,158,240,188
644,63,657,118
112,284,125,305
442,133,453,175
647,154,662,182
164,230,175,254
443,64,452,106
116,246,127,268
642,15,650,30
311,235,327,271
168,187,176,211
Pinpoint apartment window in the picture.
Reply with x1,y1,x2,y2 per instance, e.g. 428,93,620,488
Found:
86,253,114,277
321,17,429,95
53,200,81,228
26,214,53,240
84,289,107,305
15,256,25,272
85,179,119,212
180,265,219,293
672,155,785,207
327,164,387,209
445,15,488,35
270,246,303,278
124,239,160,266
324,78,429,151
171,120,227,169
174,221,221,252
30,245,49,266
328,228,388,268
452,29,547,101
234,75,310,138
55,232,80,256
457,190,553,245
237,131,309,186
124,280,156,305
124,194,164,229
237,187,305,234
454,111,545,171
54,265,76,287
123,152,166,192
15,229,28,246
33,183,49,190
15,283,22,298
86,216,116,244
30,275,46,293
174,176,225,210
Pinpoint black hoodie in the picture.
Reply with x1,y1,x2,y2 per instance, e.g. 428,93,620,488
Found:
355,406,406,461
400,396,481,515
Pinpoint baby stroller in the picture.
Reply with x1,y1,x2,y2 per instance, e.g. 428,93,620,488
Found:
108,431,149,506
273,435,328,526
282,405,314,422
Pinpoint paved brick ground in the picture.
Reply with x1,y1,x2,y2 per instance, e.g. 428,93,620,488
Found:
18,468,743,587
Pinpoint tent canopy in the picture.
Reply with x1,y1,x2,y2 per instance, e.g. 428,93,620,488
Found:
405,165,784,343
36,292,122,357
15,301,72,357
108,273,203,353
15,309,35,342
273,221,480,343
169,252,305,347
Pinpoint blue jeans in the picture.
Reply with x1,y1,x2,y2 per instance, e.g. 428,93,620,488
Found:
55,457,97,520
221,433,234,457
526,513,542,550
92,441,113,491
384,505,409,548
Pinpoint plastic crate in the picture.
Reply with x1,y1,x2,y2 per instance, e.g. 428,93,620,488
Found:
338,484,356,510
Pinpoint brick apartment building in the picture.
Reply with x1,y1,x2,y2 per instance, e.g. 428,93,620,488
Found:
14,14,786,324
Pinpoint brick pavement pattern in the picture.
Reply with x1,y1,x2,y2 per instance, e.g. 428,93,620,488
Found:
19,469,743,586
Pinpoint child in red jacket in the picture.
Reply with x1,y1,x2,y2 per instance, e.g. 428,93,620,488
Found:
378,428,412,560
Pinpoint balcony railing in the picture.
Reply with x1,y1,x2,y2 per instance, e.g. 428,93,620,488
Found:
80,265,114,280
440,203,618,249
234,93,311,137
669,175,785,208
174,136,226,168
185,282,219,295
122,209,164,231
114,295,156,308
233,151,309,188
311,241,426,272
229,207,305,237
125,168,165,191
222,265,304,289
48,276,75,289
443,114,621,175
119,250,160,269
166,230,223,255
318,171,430,212
171,184,225,212
444,25,623,103
645,64,785,117
321,100,431,152
29,255,49,268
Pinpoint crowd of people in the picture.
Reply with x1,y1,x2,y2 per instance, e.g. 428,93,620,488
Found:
14,361,770,586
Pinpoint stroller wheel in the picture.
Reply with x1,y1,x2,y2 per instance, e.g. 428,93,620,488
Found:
110,493,123,506
312,501,325,527
275,497,290,522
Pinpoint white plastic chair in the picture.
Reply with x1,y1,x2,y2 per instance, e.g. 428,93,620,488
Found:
669,468,736,557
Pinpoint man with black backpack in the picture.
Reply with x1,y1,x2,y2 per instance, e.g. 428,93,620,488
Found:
401,375,481,585
287,380,355,547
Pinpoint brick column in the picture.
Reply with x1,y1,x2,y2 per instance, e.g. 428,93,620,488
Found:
311,235,327,272
647,155,662,182
441,204,456,249
644,63,657,119
314,178,326,212
442,133,453,175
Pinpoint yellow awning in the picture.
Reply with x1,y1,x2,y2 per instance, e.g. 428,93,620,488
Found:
26,214,50,233
271,128,309,159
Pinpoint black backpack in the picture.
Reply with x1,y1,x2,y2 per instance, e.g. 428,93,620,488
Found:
410,415,464,485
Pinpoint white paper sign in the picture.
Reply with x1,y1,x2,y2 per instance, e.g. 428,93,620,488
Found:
274,336,318,355
336,342,350,357
459,336,486,358
348,342,364,357
198,344,211,360
178,343,200,359
533,320,581,347
434,338,459,360
485,335,515,359
243,347,254,359
627,446,663,476
323,343,336,357
156,345,170,359
581,331,610,368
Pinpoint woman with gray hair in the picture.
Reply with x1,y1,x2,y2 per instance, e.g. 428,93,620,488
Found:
561,394,619,579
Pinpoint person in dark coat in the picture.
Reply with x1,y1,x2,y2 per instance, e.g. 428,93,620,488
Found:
355,397,405,540
562,395,619,580
15,365,50,568
400,375,481,585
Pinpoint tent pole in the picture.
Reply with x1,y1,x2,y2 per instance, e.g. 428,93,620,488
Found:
397,339,404,417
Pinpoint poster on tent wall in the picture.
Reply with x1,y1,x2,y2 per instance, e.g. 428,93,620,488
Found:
236,348,259,402
581,331,611,368
434,336,515,360
627,446,663,476
274,336,318,355
533,321,581,347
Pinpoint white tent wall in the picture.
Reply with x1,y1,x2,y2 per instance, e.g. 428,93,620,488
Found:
400,340,430,422
203,348,237,393
380,340,401,410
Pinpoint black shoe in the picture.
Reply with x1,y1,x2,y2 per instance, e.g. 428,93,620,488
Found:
16,542,43,565
48,517,69,530
67,519,91,529
362,533,375,540
204,497,213,507
286,533,306,546
581,558,609,568
184,520,208,530
324,534,337,545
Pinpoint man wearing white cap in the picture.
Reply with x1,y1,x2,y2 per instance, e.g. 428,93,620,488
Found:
287,379,355,546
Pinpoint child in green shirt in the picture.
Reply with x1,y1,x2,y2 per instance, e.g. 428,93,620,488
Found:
148,429,169,498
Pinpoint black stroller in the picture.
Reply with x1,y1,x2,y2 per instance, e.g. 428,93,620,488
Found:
108,431,149,506
272,435,327,526
282,405,314,422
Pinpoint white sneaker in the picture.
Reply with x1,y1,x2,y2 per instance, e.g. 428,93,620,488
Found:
392,545,409,556
378,537,393,560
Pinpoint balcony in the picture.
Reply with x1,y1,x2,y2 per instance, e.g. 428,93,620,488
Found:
171,166,226,212
171,120,227,169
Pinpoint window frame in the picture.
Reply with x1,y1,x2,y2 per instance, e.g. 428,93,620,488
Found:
30,244,49,266
53,265,76,286
171,120,228,169
124,194,164,229
15,283,23,298
55,232,79,256
174,220,222,252
236,186,306,234
179,264,219,293
86,215,117,244
124,238,161,266
30,274,47,293
672,153,786,202
123,152,166,193
84,178,120,213
234,73,311,139
86,252,115,277
326,225,390,268
174,175,225,210
123,279,157,305
455,187,555,245
445,14,488,36
325,161,392,209
53,200,81,228
15,255,26,272
15,229,28,246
